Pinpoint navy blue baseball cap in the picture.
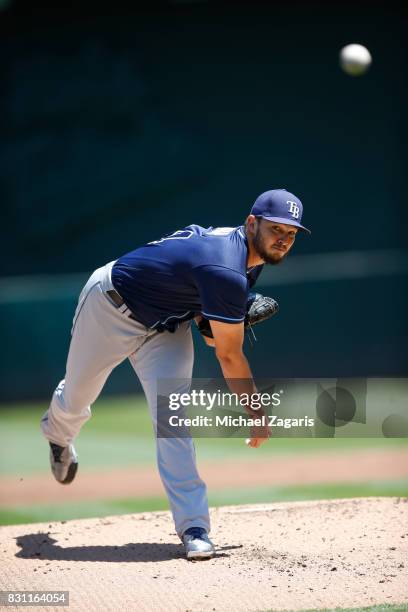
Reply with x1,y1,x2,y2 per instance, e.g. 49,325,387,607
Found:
251,189,311,234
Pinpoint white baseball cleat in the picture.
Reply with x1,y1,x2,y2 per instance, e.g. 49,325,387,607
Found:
49,442,78,484
182,527,215,560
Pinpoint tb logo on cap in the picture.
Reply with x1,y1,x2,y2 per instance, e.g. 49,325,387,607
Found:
287,200,300,219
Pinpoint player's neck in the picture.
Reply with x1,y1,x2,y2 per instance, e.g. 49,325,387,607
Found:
246,234,265,268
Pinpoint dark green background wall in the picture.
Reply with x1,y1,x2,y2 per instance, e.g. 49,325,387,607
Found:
0,2,406,400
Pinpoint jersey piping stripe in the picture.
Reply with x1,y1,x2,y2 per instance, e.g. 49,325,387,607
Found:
150,310,193,328
201,311,245,322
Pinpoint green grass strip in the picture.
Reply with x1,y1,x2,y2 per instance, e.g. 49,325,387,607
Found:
1,394,407,475
1,479,406,526
264,604,408,612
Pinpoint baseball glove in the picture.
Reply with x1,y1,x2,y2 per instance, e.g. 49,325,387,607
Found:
197,293,279,339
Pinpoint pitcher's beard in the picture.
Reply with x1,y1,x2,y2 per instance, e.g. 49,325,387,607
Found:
253,229,286,265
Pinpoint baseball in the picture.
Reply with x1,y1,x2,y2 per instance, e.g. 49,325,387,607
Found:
339,44,372,76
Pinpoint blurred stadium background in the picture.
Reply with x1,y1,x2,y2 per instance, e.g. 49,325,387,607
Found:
0,0,406,526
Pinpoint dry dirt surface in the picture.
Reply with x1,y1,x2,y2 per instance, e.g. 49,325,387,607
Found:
1,497,407,612
2,447,408,506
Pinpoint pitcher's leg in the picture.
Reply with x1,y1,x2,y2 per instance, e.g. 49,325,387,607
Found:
129,322,210,538
42,274,147,447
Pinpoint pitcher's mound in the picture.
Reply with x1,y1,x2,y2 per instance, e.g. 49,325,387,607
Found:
1,497,407,611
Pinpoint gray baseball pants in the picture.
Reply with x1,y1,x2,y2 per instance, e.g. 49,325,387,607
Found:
40,262,210,537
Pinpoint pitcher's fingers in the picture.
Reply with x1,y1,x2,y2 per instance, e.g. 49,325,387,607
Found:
248,438,261,448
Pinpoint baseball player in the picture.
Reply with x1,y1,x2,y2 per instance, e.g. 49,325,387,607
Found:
41,188,310,560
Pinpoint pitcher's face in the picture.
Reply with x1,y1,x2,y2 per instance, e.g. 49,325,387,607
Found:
252,218,298,265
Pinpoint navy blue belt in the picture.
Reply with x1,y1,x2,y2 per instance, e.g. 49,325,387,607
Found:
106,290,184,333
106,289,139,322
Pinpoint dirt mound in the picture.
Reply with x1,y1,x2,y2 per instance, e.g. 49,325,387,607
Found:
1,497,407,611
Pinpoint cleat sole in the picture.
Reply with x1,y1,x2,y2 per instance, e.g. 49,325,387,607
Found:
61,462,78,485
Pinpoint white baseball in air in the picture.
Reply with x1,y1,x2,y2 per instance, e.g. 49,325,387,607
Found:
339,44,372,76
